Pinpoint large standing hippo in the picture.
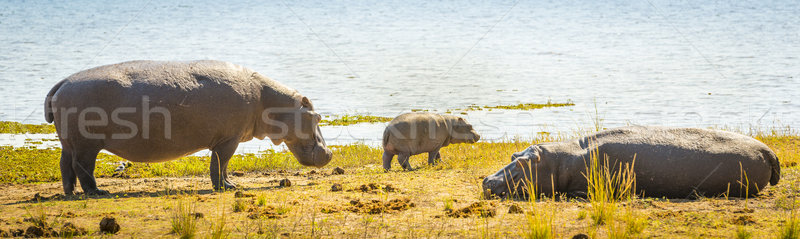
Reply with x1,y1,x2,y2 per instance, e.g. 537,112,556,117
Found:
44,60,332,195
483,126,780,199
382,113,480,171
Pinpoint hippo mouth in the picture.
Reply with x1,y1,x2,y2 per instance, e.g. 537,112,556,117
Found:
289,142,332,168
483,170,524,198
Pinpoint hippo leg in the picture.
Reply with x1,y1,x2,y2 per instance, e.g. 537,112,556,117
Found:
398,153,414,171
72,147,108,195
427,149,441,165
210,139,239,191
59,148,77,195
382,151,395,171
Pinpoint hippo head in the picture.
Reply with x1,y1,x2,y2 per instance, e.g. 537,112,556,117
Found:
447,117,481,144
260,96,332,167
482,145,557,199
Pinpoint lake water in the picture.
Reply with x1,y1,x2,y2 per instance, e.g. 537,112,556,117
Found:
1,0,798,152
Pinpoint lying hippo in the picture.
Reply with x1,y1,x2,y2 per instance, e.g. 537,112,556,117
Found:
44,60,332,195
483,126,780,199
382,113,480,171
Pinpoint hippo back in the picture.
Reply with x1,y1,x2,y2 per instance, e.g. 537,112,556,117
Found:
582,126,779,198
46,60,271,162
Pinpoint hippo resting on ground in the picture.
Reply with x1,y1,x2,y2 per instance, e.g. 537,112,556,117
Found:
483,126,780,199
45,60,332,195
382,113,481,171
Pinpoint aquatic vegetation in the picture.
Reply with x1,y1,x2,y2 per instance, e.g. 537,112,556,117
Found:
481,100,575,111
319,114,393,126
448,100,575,113
0,121,56,134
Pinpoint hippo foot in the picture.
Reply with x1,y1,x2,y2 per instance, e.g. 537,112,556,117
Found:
214,182,237,191
403,167,416,172
84,189,110,196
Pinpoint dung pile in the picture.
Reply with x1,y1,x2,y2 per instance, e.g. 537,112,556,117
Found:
8,219,88,238
446,202,496,218
348,183,397,194
347,198,415,214
247,206,288,219
322,198,415,214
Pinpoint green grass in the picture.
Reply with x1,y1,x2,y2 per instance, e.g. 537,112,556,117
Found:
170,199,198,239
0,121,56,134
320,114,393,126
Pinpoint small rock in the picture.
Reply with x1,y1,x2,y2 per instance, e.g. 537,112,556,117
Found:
508,204,524,214
279,178,292,187
309,170,317,174
331,183,343,192
332,167,345,175
231,171,245,177
384,184,396,192
99,216,120,234
572,233,589,239
190,212,204,219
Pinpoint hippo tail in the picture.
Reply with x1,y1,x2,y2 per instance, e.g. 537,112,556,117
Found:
764,149,781,186
44,79,66,123
382,128,390,148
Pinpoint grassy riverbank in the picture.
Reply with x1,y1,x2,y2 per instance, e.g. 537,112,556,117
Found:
0,128,798,238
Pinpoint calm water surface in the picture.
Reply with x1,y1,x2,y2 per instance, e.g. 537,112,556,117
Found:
1,0,798,151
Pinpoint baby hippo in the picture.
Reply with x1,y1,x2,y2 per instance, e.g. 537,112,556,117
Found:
382,112,481,171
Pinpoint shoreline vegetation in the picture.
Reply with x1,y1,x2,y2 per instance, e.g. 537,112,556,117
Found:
1,120,798,237
0,121,56,134
0,102,574,130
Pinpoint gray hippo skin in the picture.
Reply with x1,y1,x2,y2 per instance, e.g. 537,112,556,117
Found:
483,126,780,199
44,60,332,195
382,112,480,171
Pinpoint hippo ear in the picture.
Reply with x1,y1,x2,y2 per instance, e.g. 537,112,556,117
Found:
301,97,314,110
271,138,283,145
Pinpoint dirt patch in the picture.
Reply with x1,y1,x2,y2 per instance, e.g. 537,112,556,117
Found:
446,202,496,218
348,183,397,194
